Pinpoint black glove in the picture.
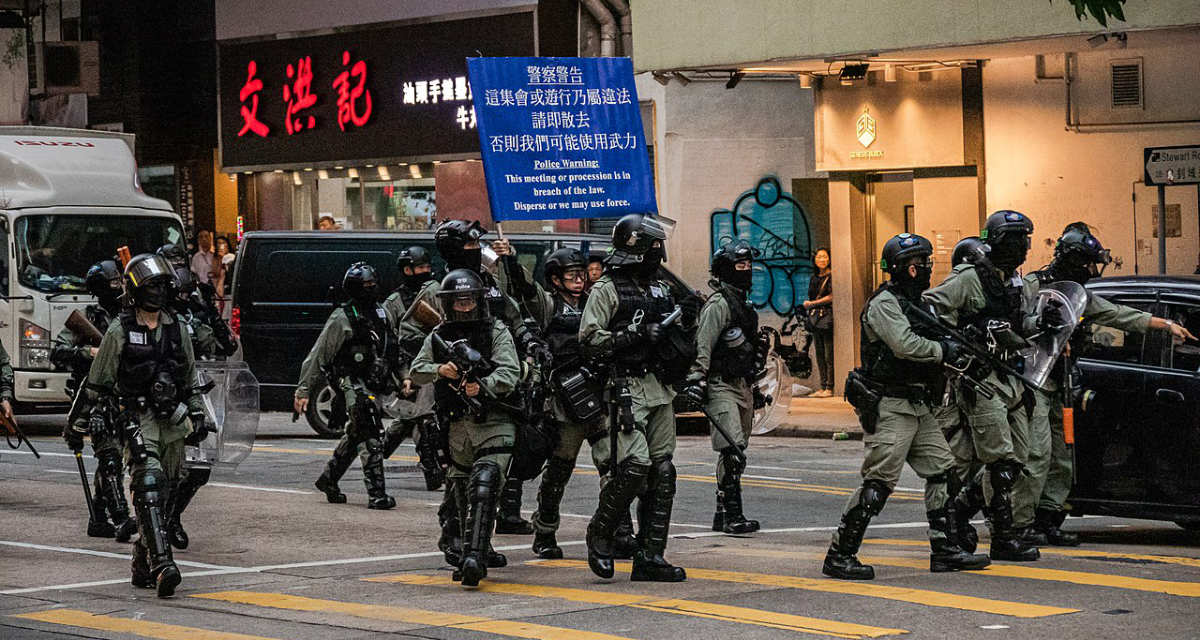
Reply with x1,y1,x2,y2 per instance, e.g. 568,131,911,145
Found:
681,372,707,407
612,330,642,351
1039,299,1067,332
642,322,664,344
63,425,85,452
185,412,211,446
940,339,964,366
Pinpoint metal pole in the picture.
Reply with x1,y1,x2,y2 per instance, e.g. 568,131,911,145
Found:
1158,184,1167,274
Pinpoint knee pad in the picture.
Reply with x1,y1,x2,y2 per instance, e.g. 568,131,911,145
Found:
545,456,575,483
131,469,165,503
470,460,502,501
95,450,124,478
988,460,1022,493
362,437,383,456
719,446,746,476
648,456,677,496
860,479,893,516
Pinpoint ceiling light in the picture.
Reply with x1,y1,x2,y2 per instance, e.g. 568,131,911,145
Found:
839,63,870,85
378,166,390,180
725,71,744,89
365,163,374,168
334,165,344,170
272,169,283,173
303,167,313,171
409,164,422,179
797,73,813,89
242,171,252,175
652,72,670,86
347,168,358,178
1087,33,1109,48
317,169,329,179
672,72,690,86
292,171,302,186
884,64,897,83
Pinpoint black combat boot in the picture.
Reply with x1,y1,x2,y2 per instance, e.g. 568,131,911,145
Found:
132,470,182,598
362,437,395,510
613,510,637,559
414,417,446,492
1036,507,1080,547
587,461,649,579
460,461,502,587
87,485,116,538
987,461,1040,562
531,457,573,559
1018,525,1049,547
952,477,985,553
631,457,686,582
130,539,154,589
712,449,760,534
823,480,890,580
167,467,210,550
495,478,534,535
439,479,464,566
315,436,355,504
928,506,991,572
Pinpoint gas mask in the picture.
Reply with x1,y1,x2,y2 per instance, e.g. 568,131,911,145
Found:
136,283,168,312
726,268,753,292
636,246,665,277
987,234,1029,273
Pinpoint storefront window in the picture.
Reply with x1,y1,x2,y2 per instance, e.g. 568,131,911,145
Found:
292,164,439,230
363,177,437,231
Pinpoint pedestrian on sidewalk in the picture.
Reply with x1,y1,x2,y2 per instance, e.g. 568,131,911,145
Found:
804,248,834,396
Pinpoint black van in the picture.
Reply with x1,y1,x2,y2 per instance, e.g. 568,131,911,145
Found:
231,230,626,436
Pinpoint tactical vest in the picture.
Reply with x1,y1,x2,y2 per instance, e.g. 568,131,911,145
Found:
710,287,760,380
332,302,392,389
394,281,422,312
609,273,676,376
480,272,509,327
545,293,585,367
859,284,942,388
432,322,496,420
116,311,187,398
959,265,1024,333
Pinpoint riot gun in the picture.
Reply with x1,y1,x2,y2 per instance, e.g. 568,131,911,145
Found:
906,302,1043,392
65,309,105,347
432,333,495,414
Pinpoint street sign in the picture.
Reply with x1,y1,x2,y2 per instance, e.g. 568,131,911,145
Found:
1144,145,1200,186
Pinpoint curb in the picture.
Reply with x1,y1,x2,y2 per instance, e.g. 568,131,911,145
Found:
765,425,863,441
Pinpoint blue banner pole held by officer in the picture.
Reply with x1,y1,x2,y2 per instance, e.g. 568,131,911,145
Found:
467,57,657,224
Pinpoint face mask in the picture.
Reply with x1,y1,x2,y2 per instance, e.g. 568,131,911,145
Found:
1050,258,1093,285
912,265,932,292
137,285,166,312
454,248,483,273
727,269,753,292
404,270,434,287
988,238,1028,272
636,247,665,277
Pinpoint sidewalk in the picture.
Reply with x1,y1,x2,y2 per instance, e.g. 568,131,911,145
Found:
762,393,863,440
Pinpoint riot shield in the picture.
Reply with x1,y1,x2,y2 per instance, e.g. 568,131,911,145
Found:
184,361,261,471
752,352,792,435
1024,281,1088,389
383,382,435,421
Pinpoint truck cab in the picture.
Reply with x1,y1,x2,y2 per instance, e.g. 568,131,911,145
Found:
0,127,185,410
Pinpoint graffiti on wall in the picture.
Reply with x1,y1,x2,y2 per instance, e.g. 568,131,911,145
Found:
710,176,814,315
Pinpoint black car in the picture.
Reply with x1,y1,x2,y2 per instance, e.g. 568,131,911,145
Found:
230,230,697,437
1074,275,1200,530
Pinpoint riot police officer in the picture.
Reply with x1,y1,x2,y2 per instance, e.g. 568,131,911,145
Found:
683,240,763,534
582,213,690,583
85,253,208,598
513,248,608,559
382,246,444,491
297,262,397,510
1016,224,1193,545
158,244,239,550
409,269,522,587
924,211,1041,562
55,260,136,541
825,233,990,580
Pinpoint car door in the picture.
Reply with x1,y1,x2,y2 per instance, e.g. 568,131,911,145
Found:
1073,292,1158,506
1136,294,1200,512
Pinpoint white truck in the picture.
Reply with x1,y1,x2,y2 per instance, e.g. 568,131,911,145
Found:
0,126,185,410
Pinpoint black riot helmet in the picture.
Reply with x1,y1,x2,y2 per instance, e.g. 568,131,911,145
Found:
711,239,759,291
396,246,432,272
951,236,990,268
156,243,195,297
342,261,380,303
981,210,1034,272
435,219,486,272
1049,224,1112,284
881,233,934,296
86,260,123,300
124,253,176,312
544,248,587,288
437,269,491,327
606,214,670,277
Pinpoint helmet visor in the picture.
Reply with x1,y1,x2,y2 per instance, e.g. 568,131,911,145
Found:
437,286,490,324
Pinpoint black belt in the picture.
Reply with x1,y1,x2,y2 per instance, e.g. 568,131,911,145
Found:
881,384,934,405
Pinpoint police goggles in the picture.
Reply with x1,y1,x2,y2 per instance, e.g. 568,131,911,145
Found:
562,267,587,282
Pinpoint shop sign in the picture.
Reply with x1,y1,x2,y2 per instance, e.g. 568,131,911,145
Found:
468,57,656,221
1144,145,1200,186
850,108,883,160
218,11,535,170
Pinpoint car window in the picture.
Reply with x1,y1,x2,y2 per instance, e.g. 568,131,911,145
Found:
1161,302,1200,372
1084,297,1154,365
257,248,397,304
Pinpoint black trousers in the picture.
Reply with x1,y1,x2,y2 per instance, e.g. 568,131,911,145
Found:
812,326,834,390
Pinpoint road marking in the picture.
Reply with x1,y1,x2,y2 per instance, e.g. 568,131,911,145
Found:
0,540,238,569
11,608,282,640
863,539,1200,569
533,560,1078,618
748,464,861,475
717,546,1200,597
740,474,924,495
369,573,907,639
207,482,315,495
247,446,418,462
676,473,923,501
192,590,634,640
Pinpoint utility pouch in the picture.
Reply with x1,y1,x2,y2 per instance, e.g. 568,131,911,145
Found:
553,367,604,424
844,368,883,434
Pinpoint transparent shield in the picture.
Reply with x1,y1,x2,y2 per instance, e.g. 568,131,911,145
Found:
1024,281,1088,389
752,352,791,435
184,361,260,470
384,382,435,421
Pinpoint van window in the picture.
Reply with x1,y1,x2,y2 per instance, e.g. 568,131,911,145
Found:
15,215,183,293
256,249,396,304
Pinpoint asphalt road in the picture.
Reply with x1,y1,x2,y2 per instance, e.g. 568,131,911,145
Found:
2,412,1198,639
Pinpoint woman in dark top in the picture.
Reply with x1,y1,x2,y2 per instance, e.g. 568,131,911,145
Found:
803,247,834,396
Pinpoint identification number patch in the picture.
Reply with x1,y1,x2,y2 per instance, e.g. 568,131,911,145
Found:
376,308,386,319
129,332,147,345
650,285,664,298
186,324,195,335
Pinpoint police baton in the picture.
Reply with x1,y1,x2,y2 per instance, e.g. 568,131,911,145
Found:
698,406,746,464
74,450,100,524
